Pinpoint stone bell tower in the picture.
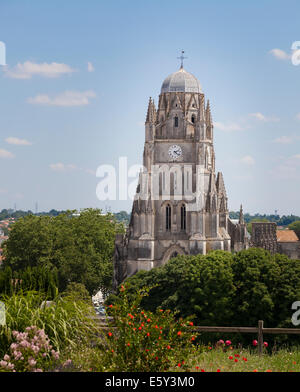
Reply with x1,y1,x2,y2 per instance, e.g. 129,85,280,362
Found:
114,59,235,288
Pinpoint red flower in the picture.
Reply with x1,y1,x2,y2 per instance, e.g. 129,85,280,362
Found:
141,323,145,327
264,342,268,347
189,321,194,326
266,369,272,372
111,349,114,353
201,369,205,372
253,369,258,372
127,343,130,346
234,359,238,363
147,332,150,337
138,327,142,330
155,357,158,360
253,340,258,346
147,319,151,323
178,363,181,367
243,357,248,362
191,336,195,341
159,309,163,312
108,332,113,337
167,345,171,349
225,340,231,346
195,366,199,370
160,330,162,334
208,346,212,350
234,354,240,358
155,325,158,329
228,356,233,360
109,304,113,308
177,331,182,336
217,369,221,372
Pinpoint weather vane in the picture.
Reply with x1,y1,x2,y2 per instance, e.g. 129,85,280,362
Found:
177,50,187,69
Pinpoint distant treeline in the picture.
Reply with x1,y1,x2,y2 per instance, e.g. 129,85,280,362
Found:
229,211,300,226
0,209,298,227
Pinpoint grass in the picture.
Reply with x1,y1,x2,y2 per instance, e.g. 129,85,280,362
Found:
177,346,300,372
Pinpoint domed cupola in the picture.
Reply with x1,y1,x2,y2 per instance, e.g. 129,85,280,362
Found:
161,67,202,94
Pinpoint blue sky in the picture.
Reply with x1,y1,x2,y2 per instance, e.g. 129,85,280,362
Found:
0,0,299,215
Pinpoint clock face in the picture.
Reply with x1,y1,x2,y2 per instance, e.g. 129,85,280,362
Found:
168,145,182,160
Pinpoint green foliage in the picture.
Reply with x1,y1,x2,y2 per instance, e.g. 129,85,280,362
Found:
125,251,236,326
62,282,91,303
0,291,99,358
123,249,300,345
102,285,196,371
2,209,123,295
288,221,300,239
0,266,58,298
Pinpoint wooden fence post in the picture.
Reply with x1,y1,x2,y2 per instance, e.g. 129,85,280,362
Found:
258,320,264,356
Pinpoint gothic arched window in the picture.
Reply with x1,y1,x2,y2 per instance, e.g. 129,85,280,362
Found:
166,204,171,231
174,116,178,127
180,204,186,231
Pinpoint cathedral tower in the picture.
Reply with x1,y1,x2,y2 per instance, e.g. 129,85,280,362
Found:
114,62,235,287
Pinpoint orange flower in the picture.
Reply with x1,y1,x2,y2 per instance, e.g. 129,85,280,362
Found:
266,369,272,372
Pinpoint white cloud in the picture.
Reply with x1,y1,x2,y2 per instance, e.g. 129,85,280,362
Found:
87,62,95,72
241,155,255,166
27,90,96,107
4,61,75,79
249,112,280,122
0,149,14,159
49,163,78,172
269,48,290,61
273,136,293,144
214,121,245,132
5,137,32,146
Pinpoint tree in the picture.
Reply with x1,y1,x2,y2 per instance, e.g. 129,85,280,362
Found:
2,209,123,295
288,221,300,239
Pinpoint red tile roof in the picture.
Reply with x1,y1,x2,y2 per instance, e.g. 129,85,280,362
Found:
277,229,299,242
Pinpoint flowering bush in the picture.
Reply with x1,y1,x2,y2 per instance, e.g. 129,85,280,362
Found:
103,285,197,371
0,326,61,372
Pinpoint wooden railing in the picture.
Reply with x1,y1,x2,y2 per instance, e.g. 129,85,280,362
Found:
192,320,300,355
95,316,300,355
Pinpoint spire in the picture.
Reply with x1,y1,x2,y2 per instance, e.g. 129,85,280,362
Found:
146,97,156,123
216,172,227,197
239,204,245,225
206,99,212,125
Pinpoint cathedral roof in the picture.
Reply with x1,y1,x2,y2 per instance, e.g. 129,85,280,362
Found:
161,67,202,93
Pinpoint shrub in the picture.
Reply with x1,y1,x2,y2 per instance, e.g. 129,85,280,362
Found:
0,326,61,372
102,285,197,371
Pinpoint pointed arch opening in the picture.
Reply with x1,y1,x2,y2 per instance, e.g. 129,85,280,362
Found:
166,204,171,231
180,204,186,231
174,116,179,128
